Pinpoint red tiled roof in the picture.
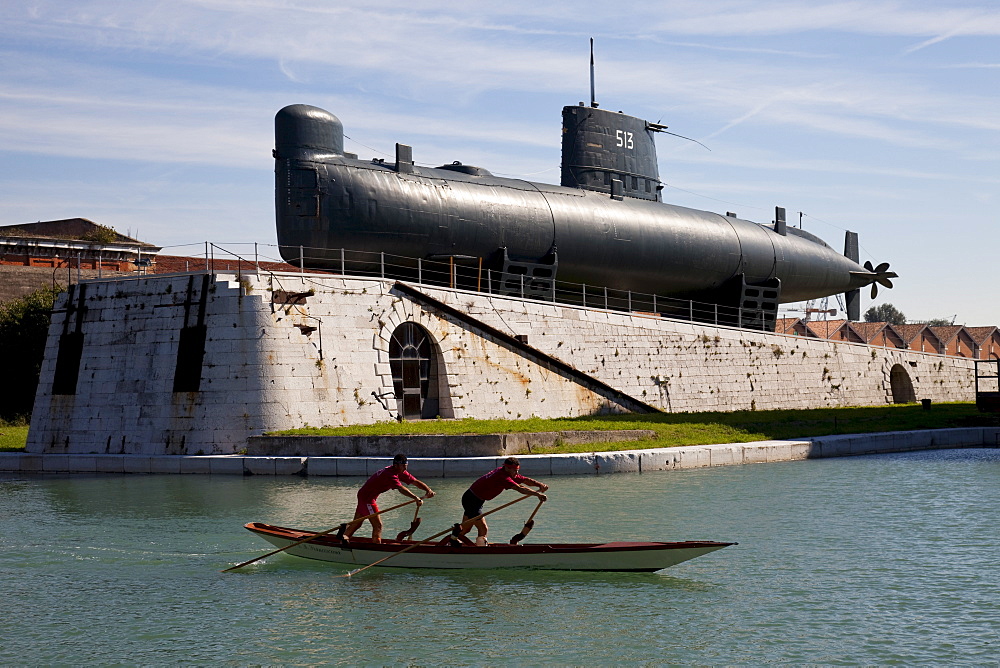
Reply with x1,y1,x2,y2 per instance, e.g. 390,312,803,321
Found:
774,318,801,334
965,326,999,344
150,255,305,274
0,218,155,247
851,321,888,342
893,323,929,344
804,319,847,339
927,325,963,344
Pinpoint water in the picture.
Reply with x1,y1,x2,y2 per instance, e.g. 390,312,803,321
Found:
2,449,998,665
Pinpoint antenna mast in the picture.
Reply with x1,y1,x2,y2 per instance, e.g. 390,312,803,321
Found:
590,38,598,108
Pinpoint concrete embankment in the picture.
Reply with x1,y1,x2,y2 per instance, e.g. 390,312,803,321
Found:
246,430,658,457
2,428,998,477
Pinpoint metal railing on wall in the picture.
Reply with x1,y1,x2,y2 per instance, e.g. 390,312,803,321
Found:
159,242,775,332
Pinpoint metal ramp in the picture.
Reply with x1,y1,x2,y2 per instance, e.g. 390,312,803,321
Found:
492,247,558,302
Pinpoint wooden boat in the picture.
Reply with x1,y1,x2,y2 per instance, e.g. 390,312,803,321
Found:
244,522,735,572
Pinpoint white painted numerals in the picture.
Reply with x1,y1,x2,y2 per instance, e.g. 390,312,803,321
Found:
616,130,634,149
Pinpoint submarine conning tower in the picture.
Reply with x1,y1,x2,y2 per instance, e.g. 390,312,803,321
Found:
560,104,661,202
275,104,344,160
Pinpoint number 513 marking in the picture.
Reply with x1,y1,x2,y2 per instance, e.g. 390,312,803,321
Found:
616,130,634,149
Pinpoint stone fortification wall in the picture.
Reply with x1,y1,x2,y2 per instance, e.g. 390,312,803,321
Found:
30,274,283,455
27,271,975,455
418,284,975,412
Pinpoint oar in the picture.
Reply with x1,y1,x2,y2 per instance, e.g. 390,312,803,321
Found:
222,498,419,572
337,494,534,578
395,502,422,541
509,498,545,545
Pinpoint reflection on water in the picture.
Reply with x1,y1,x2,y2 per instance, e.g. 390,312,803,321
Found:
2,448,998,664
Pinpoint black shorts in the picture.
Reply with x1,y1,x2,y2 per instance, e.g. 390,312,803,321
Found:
462,489,485,518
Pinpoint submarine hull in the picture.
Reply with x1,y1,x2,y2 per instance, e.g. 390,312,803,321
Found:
275,104,874,314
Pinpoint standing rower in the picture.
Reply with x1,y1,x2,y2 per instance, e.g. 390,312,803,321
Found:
457,457,548,546
343,454,435,543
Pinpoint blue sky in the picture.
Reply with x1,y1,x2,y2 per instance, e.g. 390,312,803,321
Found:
1,1,998,325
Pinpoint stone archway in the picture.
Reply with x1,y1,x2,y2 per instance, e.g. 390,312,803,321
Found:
388,322,441,419
889,363,916,404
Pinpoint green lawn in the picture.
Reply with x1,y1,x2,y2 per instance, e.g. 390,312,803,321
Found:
5,403,994,455
271,402,999,454
0,422,29,452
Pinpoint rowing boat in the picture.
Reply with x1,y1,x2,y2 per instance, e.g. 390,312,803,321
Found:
243,522,735,572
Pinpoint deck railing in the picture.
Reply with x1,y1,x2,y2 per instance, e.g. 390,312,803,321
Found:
154,241,775,332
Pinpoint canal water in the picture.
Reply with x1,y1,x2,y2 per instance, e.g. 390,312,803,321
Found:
2,449,998,665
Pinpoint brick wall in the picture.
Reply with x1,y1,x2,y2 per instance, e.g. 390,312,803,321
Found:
0,265,134,304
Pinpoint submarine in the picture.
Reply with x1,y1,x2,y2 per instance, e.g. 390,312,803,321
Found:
272,96,895,331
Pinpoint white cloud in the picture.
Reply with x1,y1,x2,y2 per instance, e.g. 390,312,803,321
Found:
1,0,999,324
2,2,998,168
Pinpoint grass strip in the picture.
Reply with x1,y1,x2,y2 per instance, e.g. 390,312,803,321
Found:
270,403,999,454
4,403,995,455
0,422,29,452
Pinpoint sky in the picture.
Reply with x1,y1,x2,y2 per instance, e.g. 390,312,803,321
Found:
1,0,998,325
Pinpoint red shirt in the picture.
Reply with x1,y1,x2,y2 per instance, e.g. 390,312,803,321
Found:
469,467,525,501
357,466,417,504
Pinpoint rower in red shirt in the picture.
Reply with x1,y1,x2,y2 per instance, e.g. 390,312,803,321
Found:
343,454,435,543
457,456,548,546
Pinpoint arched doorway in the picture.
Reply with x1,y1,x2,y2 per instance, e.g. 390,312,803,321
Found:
889,364,916,404
388,322,440,419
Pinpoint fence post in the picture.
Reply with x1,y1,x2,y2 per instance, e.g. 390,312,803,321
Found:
627,290,632,312
299,246,304,275
487,269,491,294
520,274,524,298
380,252,385,279
582,284,586,308
254,242,259,272
653,294,657,314
418,258,422,285
205,242,209,272
340,248,345,275
604,286,608,310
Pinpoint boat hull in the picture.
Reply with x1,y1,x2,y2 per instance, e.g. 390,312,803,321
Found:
244,522,734,572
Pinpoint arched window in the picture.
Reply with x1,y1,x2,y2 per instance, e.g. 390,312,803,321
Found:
889,364,916,404
388,323,437,419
